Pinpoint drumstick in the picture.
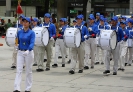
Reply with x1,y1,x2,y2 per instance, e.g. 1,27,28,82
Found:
15,38,18,46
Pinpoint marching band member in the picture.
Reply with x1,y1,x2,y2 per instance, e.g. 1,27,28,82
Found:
14,17,35,92
84,15,98,69
103,16,124,75
95,13,100,25
95,17,110,65
118,21,129,71
125,19,133,66
11,14,25,69
32,18,39,66
36,13,56,72
67,20,77,64
69,15,89,74
52,18,67,68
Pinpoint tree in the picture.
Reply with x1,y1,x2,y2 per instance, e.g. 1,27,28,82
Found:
83,0,88,20
57,0,68,21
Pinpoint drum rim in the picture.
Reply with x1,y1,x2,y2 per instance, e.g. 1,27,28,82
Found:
42,27,50,46
110,31,117,50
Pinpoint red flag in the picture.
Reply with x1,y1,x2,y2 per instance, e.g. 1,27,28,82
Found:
16,4,23,14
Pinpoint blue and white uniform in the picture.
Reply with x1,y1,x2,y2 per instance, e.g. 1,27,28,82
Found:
52,18,67,67
69,15,89,74
36,13,56,71
14,17,35,91
84,15,98,68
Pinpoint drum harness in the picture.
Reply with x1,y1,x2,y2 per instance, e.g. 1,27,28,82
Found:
75,25,83,42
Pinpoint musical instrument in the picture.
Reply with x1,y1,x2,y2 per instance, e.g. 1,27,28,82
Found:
64,28,81,48
5,27,20,47
99,30,117,50
32,27,49,46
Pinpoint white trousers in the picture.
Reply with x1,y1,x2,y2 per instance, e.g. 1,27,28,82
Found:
119,41,127,69
14,50,34,91
54,39,66,64
95,46,106,63
104,42,120,72
84,38,97,66
71,42,85,70
125,47,133,64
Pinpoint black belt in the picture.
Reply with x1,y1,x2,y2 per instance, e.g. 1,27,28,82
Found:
19,49,27,51
89,37,96,38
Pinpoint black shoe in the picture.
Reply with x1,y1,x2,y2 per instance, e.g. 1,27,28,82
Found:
118,68,121,70
36,68,44,72
101,62,104,65
45,68,50,71
52,64,58,68
84,66,89,70
13,90,20,92
125,63,127,66
91,66,94,69
44,59,47,62
103,70,110,74
67,59,71,64
58,56,62,59
66,55,67,58
113,72,117,75
25,91,30,92
128,64,131,66
95,62,99,65
23,66,25,69
69,70,75,74
11,66,16,69
110,58,112,61
121,68,125,71
78,69,83,73
89,57,91,59
33,63,37,66
62,64,65,67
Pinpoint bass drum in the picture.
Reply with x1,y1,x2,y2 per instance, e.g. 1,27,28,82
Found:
64,28,81,48
32,27,49,46
5,27,20,47
99,30,117,50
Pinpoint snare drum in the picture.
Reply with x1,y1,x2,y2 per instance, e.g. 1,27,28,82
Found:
99,30,117,50
32,27,49,46
5,27,20,47
126,39,133,47
64,28,81,48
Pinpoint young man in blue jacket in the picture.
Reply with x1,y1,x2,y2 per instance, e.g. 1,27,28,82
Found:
69,15,89,74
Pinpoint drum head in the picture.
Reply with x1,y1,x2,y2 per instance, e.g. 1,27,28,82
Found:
6,27,18,47
110,31,117,49
42,27,49,46
75,28,81,47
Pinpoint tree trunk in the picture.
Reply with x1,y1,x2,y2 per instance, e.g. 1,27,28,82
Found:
57,0,68,21
44,0,49,13
83,0,88,20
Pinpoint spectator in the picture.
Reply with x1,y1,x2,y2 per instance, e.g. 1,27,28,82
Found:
5,19,13,31
0,19,5,36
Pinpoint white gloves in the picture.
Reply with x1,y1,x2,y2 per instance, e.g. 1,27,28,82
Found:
50,37,54,40
84,35,88,39
88,27,92,31
23,50,29,56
